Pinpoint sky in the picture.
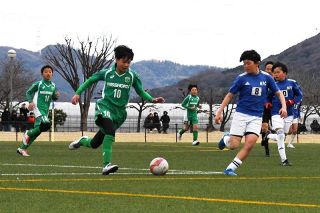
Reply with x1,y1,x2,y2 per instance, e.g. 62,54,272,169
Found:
1,0,319,68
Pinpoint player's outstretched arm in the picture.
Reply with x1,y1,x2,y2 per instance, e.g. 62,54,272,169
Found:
52,91,60,101
71,70,105,105
71,95,80,105
214,92,233,124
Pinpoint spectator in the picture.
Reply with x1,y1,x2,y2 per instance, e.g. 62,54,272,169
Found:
1,108,11,131
19,113,27,132
310,119,320,133
152,112,161,133
11,110,19,132
144,113,154,132
19,103,29,121
160,111,170,133
298,123,307,134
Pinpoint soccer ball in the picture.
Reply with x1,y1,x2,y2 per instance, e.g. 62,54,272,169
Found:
149,157,169,176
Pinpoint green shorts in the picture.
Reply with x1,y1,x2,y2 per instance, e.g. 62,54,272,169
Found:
34,115,50,128
95,100,127,131
187,116,198,125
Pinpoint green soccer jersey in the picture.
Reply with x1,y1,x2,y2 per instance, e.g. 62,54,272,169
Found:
182,94,200,119
76,64,153,108
26,80,57,118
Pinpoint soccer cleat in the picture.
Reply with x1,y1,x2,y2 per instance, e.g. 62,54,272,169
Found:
287,143,295,148
224,169,237,176
69,136,88,150
22,131,30,146
218,132,229,150
192,140,200,146
177,132,182,141
281,159,292,166
102,163,119,175
17,148,30,157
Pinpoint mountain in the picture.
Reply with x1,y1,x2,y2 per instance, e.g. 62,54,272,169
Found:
149,33,320,103
131,60,224,89
0,46,224,101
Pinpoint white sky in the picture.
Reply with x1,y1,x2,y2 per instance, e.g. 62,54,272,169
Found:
1,0,319,68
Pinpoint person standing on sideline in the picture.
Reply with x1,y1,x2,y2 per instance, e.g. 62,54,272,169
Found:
215,50,287,176
160,111,170,133
19,103,29,121
17,65,59,156
177,84,201,146
69,45,165,175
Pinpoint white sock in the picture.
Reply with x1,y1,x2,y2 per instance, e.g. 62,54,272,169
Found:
289,134,296,144
226,157,242,171
276,130,287,162
267,133,278,141
224,135,230,148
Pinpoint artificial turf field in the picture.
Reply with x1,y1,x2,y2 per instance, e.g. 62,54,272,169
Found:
0,141,319,212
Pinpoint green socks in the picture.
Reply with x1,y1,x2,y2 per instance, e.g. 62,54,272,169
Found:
193,130,198,141
103,135,115,166
80,137,92,148
179,129,186,135
20,128,41,149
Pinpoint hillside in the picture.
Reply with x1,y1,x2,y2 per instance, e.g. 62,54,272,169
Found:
149,33,320,103
0,46,224,101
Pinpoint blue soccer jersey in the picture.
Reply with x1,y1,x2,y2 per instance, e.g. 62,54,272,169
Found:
270,79,303,116
229,71,279,117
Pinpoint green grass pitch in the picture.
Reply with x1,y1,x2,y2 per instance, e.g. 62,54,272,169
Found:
0,141,319,212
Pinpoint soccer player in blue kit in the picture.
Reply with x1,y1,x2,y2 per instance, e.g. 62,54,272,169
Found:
215,50,287,176
265,62,303,165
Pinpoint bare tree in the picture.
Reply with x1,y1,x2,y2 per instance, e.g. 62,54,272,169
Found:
219,103,236,132
43,36,116,130
0,60,35,109
127,97,158,132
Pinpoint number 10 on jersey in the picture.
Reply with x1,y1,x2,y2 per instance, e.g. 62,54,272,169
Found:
113,89,121,98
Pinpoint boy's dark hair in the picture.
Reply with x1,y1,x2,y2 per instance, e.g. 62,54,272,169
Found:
272,62,288,73
265,61,274,68
239,50,261,63
114,45,134,60
188,84,198,91
41,65,53,74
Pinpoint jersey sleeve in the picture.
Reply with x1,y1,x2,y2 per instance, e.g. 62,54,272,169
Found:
181,95,191,109
52,84,59,101
292,81,303,104
26,81,40,102
75,70,106,95
229,75,243,94
132,72,153,102
267,75,279,94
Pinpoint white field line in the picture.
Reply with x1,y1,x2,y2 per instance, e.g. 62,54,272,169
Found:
0,163,224,176
0,172,223,176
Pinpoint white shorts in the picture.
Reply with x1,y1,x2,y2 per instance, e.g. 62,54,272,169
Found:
292,118,299,124
271,115,293,134
229,112,262,137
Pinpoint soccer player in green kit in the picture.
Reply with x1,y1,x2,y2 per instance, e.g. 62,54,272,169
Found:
177,84,201,146
69,45,165,175
17,65,59,157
